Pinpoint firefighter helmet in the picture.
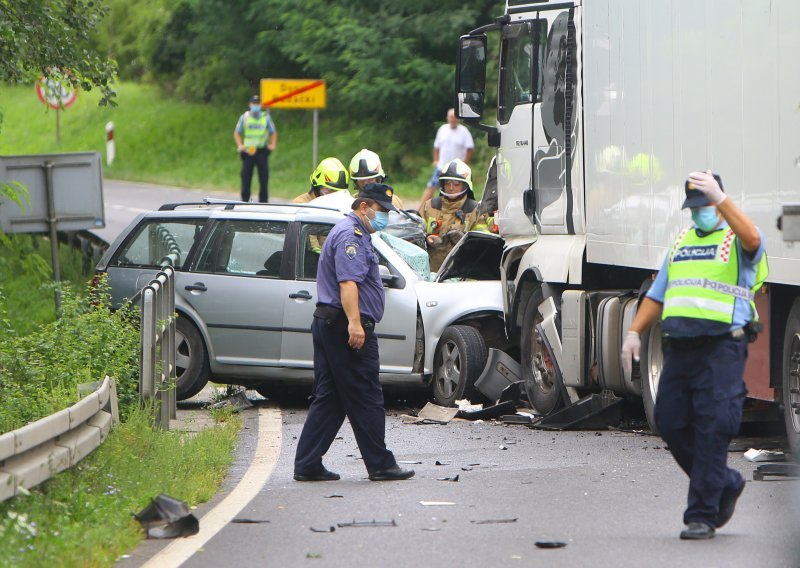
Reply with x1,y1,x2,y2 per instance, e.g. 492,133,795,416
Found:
438,159,474,199
349,148,386,181
310,157,350,192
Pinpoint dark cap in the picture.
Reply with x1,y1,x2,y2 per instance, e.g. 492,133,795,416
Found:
249,94,260,104
358,183,397,212
681,173,724,209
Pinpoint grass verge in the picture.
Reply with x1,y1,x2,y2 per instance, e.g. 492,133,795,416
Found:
0,82,492,202
0,406,241,568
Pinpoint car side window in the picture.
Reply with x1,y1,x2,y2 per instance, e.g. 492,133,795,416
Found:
112,219,206,269
298,223,333,280
195,220,287,278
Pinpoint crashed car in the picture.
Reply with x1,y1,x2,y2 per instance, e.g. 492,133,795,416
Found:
96,193,507,405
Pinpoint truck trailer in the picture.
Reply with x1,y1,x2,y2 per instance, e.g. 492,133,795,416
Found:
454,0,800,448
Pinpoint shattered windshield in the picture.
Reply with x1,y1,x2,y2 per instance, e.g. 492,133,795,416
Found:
379,231,431,280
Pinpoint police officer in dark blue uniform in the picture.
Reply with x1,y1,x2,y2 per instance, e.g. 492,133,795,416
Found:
294,183,415,482
622,171,768,540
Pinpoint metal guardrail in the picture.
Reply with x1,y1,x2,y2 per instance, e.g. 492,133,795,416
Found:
0,377,119,503
139,266,177,430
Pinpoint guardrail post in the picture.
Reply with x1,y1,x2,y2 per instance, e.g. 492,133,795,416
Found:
140,287,156,399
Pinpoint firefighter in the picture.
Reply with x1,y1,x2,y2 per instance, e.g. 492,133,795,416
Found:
349,148,404,209
622,171,768,540
419,159,489,272
293,157,350,203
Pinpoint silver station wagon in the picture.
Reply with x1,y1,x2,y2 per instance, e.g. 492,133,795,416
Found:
96,197,507,405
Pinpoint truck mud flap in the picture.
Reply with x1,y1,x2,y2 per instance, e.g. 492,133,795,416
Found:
529,391,623,431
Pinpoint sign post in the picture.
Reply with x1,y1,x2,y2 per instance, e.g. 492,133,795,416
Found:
35,77,78,145
261,79,326,168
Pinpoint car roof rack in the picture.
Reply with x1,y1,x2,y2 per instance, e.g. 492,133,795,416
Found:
158,198,343,213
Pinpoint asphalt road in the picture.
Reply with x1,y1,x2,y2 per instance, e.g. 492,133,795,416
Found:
125,393,800,568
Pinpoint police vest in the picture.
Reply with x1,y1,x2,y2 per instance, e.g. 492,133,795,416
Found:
662,227,768,335
242,112,269,148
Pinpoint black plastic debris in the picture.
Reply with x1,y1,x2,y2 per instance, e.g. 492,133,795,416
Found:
753,463,800,481
535,541,567,549
436,475,459,482
502,414,533,425
499,380,525,406
310,526,335,533
398,460,423,465
323,494,344,499
231,518,271,524
337,519,397,528
209,389,253,413
435,460,449,466
471,518,517,525
135,494,200,539
530,391,623,431
461,467,473,472
457,401,517,421
499,445,508,450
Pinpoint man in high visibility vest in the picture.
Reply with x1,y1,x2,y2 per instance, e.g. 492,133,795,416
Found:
622,171,768,541
233,94,277,202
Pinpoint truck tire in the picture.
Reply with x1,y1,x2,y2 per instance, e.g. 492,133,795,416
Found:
175,316,210,401
521,288,563,415
432,325,488,407
782,299,800,458
640,321,663,434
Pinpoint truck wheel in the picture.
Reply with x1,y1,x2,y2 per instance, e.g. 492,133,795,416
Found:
432,325,488,406
521,289,563,415
175,316,210,401
640,321,663,434
783,299,800,458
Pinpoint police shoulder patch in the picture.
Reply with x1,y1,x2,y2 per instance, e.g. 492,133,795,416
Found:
354,227,363,237
344,242,359,259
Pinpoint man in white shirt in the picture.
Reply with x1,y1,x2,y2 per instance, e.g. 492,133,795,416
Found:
420,108,474,204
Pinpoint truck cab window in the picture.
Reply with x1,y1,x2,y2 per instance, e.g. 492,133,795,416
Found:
498,20,547,124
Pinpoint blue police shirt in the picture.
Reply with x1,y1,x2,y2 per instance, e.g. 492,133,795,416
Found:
316,213,385,322
647,222,765,334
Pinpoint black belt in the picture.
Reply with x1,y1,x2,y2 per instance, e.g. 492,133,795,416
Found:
313,304,375,327
662,328,746,349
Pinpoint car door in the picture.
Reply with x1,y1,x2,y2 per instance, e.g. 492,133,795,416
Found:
280,221,333,367
183,219,288,368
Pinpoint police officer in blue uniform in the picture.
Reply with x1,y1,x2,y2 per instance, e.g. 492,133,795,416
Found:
622,171,768,540
294,183,415,482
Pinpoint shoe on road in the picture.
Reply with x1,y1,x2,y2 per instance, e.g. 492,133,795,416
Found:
716,481,745,528
294,467,341,482
680,522,716,540
369,465,415,481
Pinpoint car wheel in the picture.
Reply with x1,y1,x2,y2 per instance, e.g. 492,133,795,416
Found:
521,288,563,415
432,325,488,406
640,320,663,435
175,316,210,401
783,299,800,458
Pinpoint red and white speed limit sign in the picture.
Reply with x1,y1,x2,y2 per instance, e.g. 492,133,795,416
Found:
36,77,78,110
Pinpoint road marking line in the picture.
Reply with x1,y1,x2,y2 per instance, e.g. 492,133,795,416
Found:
141,406,282,568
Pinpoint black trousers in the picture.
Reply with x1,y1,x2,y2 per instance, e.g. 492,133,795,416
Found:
655,336,748,527
240,147,269,202
294,316,396,475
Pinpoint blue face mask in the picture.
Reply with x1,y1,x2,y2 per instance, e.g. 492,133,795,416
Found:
691,206,719,232
249,104,261,113
369,211,389,232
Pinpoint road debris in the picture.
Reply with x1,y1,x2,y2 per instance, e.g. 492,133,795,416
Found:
398,460,423,465
420,501,457,506
435,460,450,466
436,475,459,482
230,518,271,524
401,402,459,424
323,494,344,499
535,541,567,549
336,519,397,528
502,414,533,425
309,526,335,533
456,399,483,412
208,388,253,413
135,494,200,539
471,518,518,524
744,448,786,462
457,401,517,421
421,527,442,532
499,445,508,450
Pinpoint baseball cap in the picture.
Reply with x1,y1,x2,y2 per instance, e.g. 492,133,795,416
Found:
681,173,724,209
249,94,260,104
358,183,397,212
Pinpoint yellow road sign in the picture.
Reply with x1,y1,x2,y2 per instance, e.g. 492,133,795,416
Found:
261,79,326,109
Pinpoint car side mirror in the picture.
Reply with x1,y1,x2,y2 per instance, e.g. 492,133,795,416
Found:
379,265,397,287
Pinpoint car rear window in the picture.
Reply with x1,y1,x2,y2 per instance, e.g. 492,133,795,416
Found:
112,219,206,269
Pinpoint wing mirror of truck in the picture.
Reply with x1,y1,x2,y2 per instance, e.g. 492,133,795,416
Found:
456,34,487,120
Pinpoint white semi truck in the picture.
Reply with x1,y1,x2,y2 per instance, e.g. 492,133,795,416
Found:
454,0,800,448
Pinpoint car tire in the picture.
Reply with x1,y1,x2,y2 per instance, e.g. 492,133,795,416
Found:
175,316,210,401
521,288,563,415
640,320,663,435
782,299,800,458
432,325,488,407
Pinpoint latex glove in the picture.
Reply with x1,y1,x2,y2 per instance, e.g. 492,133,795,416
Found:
427,235,444,248
445,229,464,245
621,331,641,373
687,170,727,205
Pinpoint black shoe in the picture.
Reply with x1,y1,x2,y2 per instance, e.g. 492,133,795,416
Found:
368,465,415,481
716,481,745,528
680,522,716,540
294,467,340,482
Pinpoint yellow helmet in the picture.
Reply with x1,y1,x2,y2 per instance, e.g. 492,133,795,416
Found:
349,148,386,181
439,159,474,199
310,157,350,191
